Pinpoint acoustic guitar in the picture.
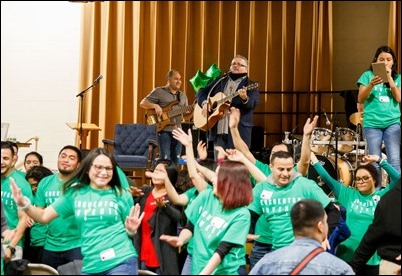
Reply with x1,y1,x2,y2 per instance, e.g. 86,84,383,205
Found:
145,101,195,132
193,83,259,131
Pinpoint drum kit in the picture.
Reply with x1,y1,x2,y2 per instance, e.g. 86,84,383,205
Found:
282,111,385,195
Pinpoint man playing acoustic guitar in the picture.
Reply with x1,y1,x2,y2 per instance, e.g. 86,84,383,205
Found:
195,55,259,158
140,69,191,165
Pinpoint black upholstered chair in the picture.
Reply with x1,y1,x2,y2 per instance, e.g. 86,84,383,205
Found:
102,123,158,185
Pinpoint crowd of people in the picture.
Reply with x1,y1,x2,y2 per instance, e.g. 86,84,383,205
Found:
1,49,400,275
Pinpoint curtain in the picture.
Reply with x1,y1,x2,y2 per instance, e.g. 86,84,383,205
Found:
76,1,396,149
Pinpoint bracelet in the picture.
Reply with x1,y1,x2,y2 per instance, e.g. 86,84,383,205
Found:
376,157,382,164
18,196,32,211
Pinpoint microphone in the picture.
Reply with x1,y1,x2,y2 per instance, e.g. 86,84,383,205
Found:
94,74,103,84
322,108,331,126
221,70,231,77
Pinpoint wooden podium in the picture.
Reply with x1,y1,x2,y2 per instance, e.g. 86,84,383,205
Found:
66,122,101,149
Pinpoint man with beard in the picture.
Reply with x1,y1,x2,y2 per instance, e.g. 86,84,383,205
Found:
33,145,83,269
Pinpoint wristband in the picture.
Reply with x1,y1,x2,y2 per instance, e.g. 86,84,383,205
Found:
126,229,137,237
18,196,32,211
7,245,16,255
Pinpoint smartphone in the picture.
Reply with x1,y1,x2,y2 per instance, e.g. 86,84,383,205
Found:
371,62,388,83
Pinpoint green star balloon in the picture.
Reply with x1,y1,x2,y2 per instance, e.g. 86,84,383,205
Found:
189,70,211,93
189,64,222,93
205,63,221,80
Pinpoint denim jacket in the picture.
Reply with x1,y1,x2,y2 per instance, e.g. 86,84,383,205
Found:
249,237,355,275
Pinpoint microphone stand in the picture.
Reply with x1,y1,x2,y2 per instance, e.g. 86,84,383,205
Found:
355,123,362,169
332,113,339,181
205,74,227,157
76,80,100,150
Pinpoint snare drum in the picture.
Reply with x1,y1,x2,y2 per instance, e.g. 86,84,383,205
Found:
337,127,356,153
308,154,353,195
310,128,332,155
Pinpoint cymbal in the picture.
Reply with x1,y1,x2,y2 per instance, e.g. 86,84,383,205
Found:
349,112,363,126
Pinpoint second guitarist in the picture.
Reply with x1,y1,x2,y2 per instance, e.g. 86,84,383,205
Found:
195,55,259,157
140,69,190,165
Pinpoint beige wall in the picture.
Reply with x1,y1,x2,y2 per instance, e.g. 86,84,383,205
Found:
332,1,390,127
333,1,389,91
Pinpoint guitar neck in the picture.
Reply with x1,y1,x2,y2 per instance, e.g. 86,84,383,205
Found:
216,91,239,106
167,104,194,118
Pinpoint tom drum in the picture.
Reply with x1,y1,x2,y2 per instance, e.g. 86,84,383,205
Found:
308,154,353,195
336,127,357,153
310,128,332,155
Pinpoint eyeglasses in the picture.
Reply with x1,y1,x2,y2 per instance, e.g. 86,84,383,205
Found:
230,62,247,67
355,176,371,183
92,164,114,173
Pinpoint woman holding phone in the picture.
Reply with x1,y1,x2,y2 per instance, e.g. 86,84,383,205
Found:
356,45,401,186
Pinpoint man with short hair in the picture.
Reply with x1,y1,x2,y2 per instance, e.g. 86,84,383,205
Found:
34,145,83,269
1,141,33,261
249,199,354,275
140,69,190,165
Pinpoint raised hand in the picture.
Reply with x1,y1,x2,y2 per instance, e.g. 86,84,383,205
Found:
197,140,208,160
129,186,144,197
215,146,227,160
362,154,380,163
9,177,26,207
125,203,145,233
172,128,192,147
229,107,241,129
303,115,319,136
150,196,170,208
226,149,246,163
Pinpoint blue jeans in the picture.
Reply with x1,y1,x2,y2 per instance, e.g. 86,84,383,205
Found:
364,124,401,185
140,262,161,275
181,254,192,275
82,257,138,275
157,131,182,165
42,247,83,270
249,241,273,270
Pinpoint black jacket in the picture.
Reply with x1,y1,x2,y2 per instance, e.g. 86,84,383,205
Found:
133,186,182,275
350,179,401,274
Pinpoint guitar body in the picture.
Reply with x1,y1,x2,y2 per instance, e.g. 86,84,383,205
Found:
193,92,230,131
193,83,258,131
146,101,194,132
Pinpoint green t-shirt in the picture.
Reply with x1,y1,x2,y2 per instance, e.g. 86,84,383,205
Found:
52,185,136,274
248,174,331,250
30,193,48,247
183,185,212,255
185,189,250,275
1,170,34,247
34,173,81,251
252,160,299,244
357,70,401,128
313,160,400,265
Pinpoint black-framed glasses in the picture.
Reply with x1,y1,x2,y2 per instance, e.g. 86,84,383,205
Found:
355,176,371,183
230,62,247,67
92,164,113,173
